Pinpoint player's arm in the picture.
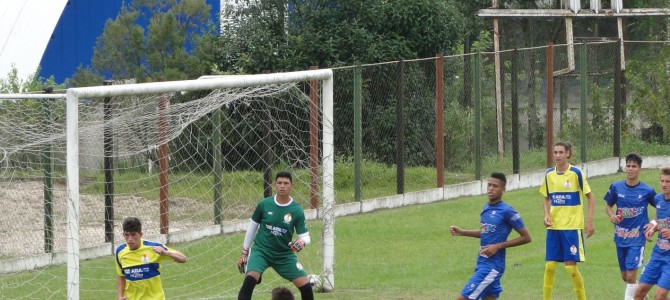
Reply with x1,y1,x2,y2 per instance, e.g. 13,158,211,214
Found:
603,186,620,224
153,246,188,263
480,227,531,257
116,276,127,300
243,219,260,250
605,204,620,224
543,197,552,227
289,211,310,252
449,226,481,238
237,220,260,273
584,192,596,238
660,228,670,240
643,215,658,241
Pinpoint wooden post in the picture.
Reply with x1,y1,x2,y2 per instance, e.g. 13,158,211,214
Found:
435,53,444,187
395,60,405,194
546,43,554,168
309,66,319,209
354,67,362,202
158,94,169,235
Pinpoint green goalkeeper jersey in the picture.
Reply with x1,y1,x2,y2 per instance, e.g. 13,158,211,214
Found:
251,196,309,254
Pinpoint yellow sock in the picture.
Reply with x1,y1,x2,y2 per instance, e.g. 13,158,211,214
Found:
543,261,557,300
565,265,586,300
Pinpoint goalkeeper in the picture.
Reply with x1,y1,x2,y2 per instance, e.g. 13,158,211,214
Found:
236,171,313,300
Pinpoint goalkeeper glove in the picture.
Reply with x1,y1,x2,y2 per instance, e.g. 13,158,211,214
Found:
288,239,305,252
237,249,249,274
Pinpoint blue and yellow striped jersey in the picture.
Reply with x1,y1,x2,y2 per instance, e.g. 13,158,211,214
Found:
115,239,173,300
540,164,591,230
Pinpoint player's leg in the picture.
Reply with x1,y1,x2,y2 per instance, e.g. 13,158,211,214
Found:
543,230,561,300
561,230,586,300
616,246,629,282
651,262,670,300
617,246,635,299
238,249,269,300
274,253,313,300
622,246,645,300
635,258,662,300
634,283,653,300
459,265,503,300
565,262,585,300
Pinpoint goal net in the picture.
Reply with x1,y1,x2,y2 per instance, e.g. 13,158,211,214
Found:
0,69,334,299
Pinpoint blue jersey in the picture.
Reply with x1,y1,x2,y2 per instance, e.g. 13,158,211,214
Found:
650,194,670,262
477,201,526,271
603,180,656,247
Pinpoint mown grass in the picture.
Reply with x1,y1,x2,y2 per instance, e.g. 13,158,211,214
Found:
1,169,666,299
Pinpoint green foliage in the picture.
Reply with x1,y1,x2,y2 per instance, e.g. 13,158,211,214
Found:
627,44,670,142
79,0,216,82
443,102,474,171
559,80,613,147
625,0,670,40
68,65,105,87
470,30,493,53
216,0,465,73
0,65,65,93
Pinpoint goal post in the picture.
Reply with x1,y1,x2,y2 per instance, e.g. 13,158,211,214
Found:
0,69,334,299
66,69,335,299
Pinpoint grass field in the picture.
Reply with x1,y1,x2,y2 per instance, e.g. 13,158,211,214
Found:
0,169,666,299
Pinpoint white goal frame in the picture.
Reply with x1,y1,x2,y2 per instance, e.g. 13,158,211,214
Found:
2,69,335,299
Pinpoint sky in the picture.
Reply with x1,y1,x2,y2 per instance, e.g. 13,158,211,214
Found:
0,0,67,81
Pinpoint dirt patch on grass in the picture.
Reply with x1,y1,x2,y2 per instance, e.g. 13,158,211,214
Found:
0,180,249,259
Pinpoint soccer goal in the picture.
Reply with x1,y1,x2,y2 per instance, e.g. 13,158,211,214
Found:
0,69,334,299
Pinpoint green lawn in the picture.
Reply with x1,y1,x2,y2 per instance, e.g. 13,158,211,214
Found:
0,169,666,299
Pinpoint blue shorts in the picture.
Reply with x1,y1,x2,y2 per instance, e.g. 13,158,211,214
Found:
616,245,645,272
460,265,503,300
639,258,670,290
545,229,586,262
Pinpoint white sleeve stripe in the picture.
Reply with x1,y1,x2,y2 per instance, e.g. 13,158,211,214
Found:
243,220,259,249
298,232,311,245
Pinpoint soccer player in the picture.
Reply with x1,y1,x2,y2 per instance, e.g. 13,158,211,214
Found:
540,141,595,300
604,153,656,300
115,217,188,300
236,171,313,300
450,172,532,300
634,167,670,300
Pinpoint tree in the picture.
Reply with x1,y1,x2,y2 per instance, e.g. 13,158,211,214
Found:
72,0,217,85
216,0,465,73
1,65,65,93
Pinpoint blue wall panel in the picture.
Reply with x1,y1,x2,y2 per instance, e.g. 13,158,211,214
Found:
40,0,220,83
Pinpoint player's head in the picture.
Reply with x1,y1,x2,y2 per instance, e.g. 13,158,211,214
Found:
487,172,506,202
275,171,293,183
122,217,143,250
275,171,293,197
271,286,295,300
661,167,670,195
552,141,572,166
625,153,643,167
624,153,643,181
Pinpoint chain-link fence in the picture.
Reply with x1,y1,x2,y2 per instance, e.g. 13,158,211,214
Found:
330,40,670,202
